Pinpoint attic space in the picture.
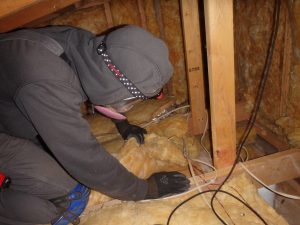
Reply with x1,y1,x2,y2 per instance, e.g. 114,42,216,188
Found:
0,0,299,225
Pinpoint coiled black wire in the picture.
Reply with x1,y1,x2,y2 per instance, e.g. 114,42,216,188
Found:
167,0,281,224
167,189,267,225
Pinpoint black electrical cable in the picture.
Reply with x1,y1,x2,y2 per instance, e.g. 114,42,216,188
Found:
166,0,281,224
166,189,268,225
210,0,281,224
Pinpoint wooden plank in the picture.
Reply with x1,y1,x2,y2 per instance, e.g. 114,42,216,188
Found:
204,0,236,168
75,0,113,28
274,179,300,224
236,101,250,122
104,2,113,28
74,0,111,9
0,0,80,33
254,123,290,151
0,0,39,18
193,148,300,188
154,0,165,40
153,0,173,95
180,0,207,135
280,6,292,117
22,6,75,28
137,0,147,29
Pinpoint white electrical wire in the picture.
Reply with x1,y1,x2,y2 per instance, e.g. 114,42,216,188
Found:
191,158,217,171
187,157,211,207
140,152,218,203
184,143,231,225
142,105,190,128
240,162,300,200
200,111,211,158
241,146,249,162
140,179,217,203
182,138,217,208
94,104,190,138
200,111,250,163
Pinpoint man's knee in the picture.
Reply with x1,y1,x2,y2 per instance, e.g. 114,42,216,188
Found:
0,189,58,225
0,133,76,199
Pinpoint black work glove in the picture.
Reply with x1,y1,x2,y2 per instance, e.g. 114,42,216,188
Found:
112,119,147,144
145,172,190,199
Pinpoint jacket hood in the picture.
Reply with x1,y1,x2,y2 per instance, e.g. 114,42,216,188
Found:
72,25,173,105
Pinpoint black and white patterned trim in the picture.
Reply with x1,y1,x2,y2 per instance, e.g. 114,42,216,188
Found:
97,40,147,100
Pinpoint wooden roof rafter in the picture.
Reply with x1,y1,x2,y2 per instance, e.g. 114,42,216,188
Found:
0,0,116,33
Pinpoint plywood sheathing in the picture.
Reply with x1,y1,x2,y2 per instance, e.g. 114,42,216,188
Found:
49,0,188,104
81,173,289,225
234,0,300,147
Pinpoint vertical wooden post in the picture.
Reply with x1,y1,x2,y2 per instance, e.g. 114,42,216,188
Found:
180,0,207,135
204,0,236,168
137,0,147,29
154,0,166,40
280,7,292,117
104,2,113,28
154,0,173,95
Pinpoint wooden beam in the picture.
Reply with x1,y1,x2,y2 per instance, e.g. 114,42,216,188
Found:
193,148,300,188
0,0,39,18
204,0,236,168
74,0,111,9
280,5,292,117
74,0,114,28
254,123,290,151
137,0,147,29
104,2,113,28
235,101,250,122
0,0,80,33
154,0,172,96
180,0,207,135
154,0,165,40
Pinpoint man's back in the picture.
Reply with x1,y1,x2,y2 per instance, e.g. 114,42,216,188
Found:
0,28,85,139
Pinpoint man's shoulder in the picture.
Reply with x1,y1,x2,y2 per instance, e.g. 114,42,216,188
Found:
35,25,94,40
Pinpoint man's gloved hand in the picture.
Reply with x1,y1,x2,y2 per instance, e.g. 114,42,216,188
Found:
113,119,147,144
145,171,190,199
51,183,90,225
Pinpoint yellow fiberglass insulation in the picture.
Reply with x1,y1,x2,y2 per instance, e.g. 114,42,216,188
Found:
87,134,189,208
81,173,288,225
81,99,287,225
85,99,200,208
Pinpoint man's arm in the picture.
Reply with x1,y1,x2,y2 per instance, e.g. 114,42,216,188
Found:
16,81,147,201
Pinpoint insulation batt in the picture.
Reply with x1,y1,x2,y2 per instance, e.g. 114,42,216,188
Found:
80,100,287,224
87,133,188,208
81,173,288,225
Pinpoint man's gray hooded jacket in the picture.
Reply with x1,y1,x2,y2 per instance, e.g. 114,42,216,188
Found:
0,25,173,200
